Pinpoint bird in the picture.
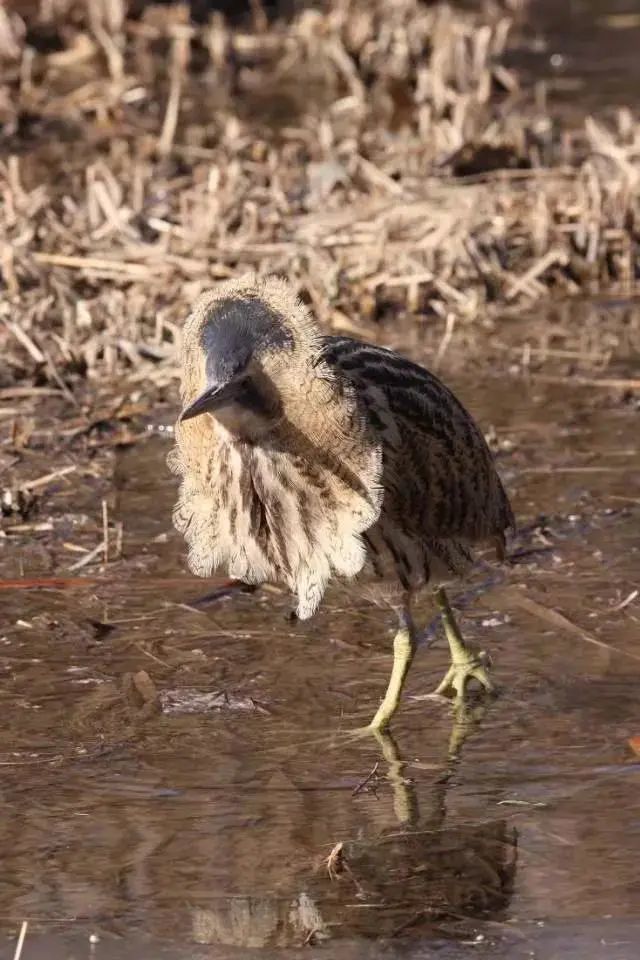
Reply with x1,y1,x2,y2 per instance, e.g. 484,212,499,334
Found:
168,274,514,732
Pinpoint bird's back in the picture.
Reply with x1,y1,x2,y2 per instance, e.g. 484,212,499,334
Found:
319,336,514,591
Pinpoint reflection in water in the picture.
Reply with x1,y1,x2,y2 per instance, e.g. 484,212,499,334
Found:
190,726,517,947
192,893,329,948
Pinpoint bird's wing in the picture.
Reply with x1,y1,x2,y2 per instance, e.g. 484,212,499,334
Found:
319,336,514,547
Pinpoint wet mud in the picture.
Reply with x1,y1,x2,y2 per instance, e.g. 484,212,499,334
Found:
1,300,639,959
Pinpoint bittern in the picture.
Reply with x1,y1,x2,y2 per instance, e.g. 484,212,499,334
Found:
169,275,514,732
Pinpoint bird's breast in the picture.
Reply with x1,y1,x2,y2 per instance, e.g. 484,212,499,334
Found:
171,434,382,619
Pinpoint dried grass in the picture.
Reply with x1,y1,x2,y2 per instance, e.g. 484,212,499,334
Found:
0,0,639,392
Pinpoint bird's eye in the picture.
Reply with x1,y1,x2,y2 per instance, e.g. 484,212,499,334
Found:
238,377,260,406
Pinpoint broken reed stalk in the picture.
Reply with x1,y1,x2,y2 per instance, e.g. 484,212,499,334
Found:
158,23,192,157
87,0,124,82
12,921,28,960
115,519,124,558
32,252,155,277
68,541,105,572
102,497,109,563
0,0,638,394
20,465,77,491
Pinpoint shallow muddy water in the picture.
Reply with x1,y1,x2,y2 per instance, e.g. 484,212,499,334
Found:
511,0,640,112
1,306,640,959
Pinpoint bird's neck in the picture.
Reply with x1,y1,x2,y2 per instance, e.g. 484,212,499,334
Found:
272,359,379,488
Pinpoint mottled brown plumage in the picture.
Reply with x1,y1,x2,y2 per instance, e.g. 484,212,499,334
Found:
169,274,513,730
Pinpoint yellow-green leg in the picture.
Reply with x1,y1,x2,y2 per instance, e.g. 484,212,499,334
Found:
368,604,416,733
370,727,418,825
433,587,493,703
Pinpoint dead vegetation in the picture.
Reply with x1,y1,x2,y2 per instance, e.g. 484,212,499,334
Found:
0,0,639,396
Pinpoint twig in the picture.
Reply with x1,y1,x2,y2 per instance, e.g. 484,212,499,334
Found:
611,589,638,612
20,465,77,492
40,345,79,408
356,156,405,196
33,253,155,278
115,520,124,558
533,374,640,390
499,586,640,662
68,542,105,572
506,249,569,301
3,319,45,363
516,466,630,475
86,0,125,81
0,577,102,589
0,576,235,590
102,498,109,564
158,25,191,156
0,246,19,296
352,761,380,796
13,921,28,960
433,313,456,371
0,387,62,399
5,522,54,534
134,642,170,668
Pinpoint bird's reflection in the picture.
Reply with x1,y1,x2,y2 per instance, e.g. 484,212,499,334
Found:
192,892,330,949
191,705,518,947
371,697,489,825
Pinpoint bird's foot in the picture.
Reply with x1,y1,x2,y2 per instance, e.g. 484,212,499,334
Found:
321,721,403,749
285,723,383,752
338,723,390,743
432,649,494,704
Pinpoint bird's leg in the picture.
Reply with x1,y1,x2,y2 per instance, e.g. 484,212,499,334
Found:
432,587,493,702
447,699,488,759
369,727,419,825
368,599,416,733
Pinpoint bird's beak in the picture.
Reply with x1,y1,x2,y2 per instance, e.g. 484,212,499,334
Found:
179,379,243,422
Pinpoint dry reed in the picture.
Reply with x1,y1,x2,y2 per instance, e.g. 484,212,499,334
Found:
0,0,638,393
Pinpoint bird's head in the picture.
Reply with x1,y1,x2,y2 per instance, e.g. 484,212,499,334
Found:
178,275,319,439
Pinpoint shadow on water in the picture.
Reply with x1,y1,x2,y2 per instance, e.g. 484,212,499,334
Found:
1,302,640,958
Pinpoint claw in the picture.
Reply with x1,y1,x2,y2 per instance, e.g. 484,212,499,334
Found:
433,651,495,703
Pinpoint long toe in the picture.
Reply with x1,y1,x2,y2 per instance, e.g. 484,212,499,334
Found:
432,652,494,703
469,659,494,694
